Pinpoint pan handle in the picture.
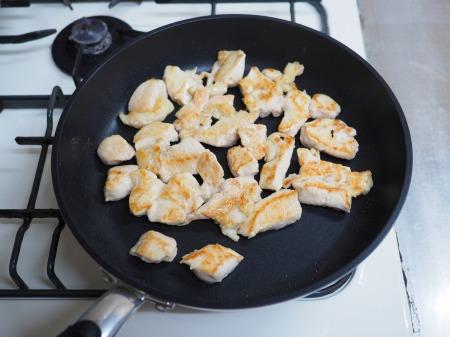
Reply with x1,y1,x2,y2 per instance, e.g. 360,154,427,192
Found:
57,286,145,337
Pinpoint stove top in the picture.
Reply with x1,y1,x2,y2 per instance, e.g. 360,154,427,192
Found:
0,1,414,336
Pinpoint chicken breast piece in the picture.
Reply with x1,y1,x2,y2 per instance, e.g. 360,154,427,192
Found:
309,93,341,119
239,66,284,117
239,189,302,238
285,159,372,212
119,79,175,129
158,138,206,182
163,66,203,106
104,165,138,201
196,177,262,241
174,101,212,139
133,122,178,150
297,147,321,167
227,146,259,177
300,118,359,160
347,171,373,197
203,94,236,119
279,88,311,136
181,244,243,283
197,150,225,199
147,173,205,225
207,50,246,87
129,230,177,263
262,61,304,92
237,124,267,160
97,135,135,165
135,142,164,175
129,169,165,216
259,132,295,191
197,110,258,147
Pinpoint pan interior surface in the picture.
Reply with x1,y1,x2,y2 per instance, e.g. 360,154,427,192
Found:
52,15,411,309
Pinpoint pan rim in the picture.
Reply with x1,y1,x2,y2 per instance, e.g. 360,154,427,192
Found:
52,14,413,310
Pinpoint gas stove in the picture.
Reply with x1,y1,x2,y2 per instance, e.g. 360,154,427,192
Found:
0,1,414,336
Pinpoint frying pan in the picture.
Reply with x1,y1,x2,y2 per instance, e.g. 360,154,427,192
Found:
54,15,412,337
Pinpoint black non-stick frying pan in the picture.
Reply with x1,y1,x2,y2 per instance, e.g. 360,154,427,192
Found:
54,15,412,337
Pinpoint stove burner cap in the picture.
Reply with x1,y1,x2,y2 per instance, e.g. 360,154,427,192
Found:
69,17,112,55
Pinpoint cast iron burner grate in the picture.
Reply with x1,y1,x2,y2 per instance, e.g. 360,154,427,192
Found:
0,88,354,300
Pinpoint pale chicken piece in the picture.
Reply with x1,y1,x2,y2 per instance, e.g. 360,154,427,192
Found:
259,132,295,191
97,135,135,165
129,230,177,263
181,244,243,283
196,177,262,241
227,146,259,177
163,66,203,106
237,124,267,160
207,50,246,87
104,165,138,201
347,171,373,197
287,161,353,212
262,62,304,92
133,122,178,150
309,93,341,119
147,173,205,226
261,68,283,81
203,94,236,119
174,101,212,139
239,66,284,117
197,150,225,199
158,138,206,182
285,159,372,213
239,189,302,238
135,143,164,175
197,110,258,147
119,79,175,129
279,88,311,136
129,169,165,216
300,118,359,160
297,148,321,167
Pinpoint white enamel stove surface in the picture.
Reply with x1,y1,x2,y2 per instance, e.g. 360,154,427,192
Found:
0,1,413,336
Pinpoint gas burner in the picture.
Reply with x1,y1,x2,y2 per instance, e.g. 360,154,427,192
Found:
52,16,140,83
69,18,112,55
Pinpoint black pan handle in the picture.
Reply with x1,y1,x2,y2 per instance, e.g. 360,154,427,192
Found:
56,287,145,337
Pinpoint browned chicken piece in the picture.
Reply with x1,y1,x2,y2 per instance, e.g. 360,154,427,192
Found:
284,149,373,212
119,79,175,129
97,135,135,166
129,169,165,216
259,132,295,191
207,50,246,88
129,230,177,263
133,122,178,150
197,150,225,199
239,66,284,118
196,177,262,241
279,88,311,137
104,165,138,202
181,244,243,283
237,124,267,160
163,65,203,106
197,110,258,147
239,189,302,239
309,93,341,119
158,137,206,182
262,61,304,92
227,146,259,177
300,118,359,160
147,173,205,225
